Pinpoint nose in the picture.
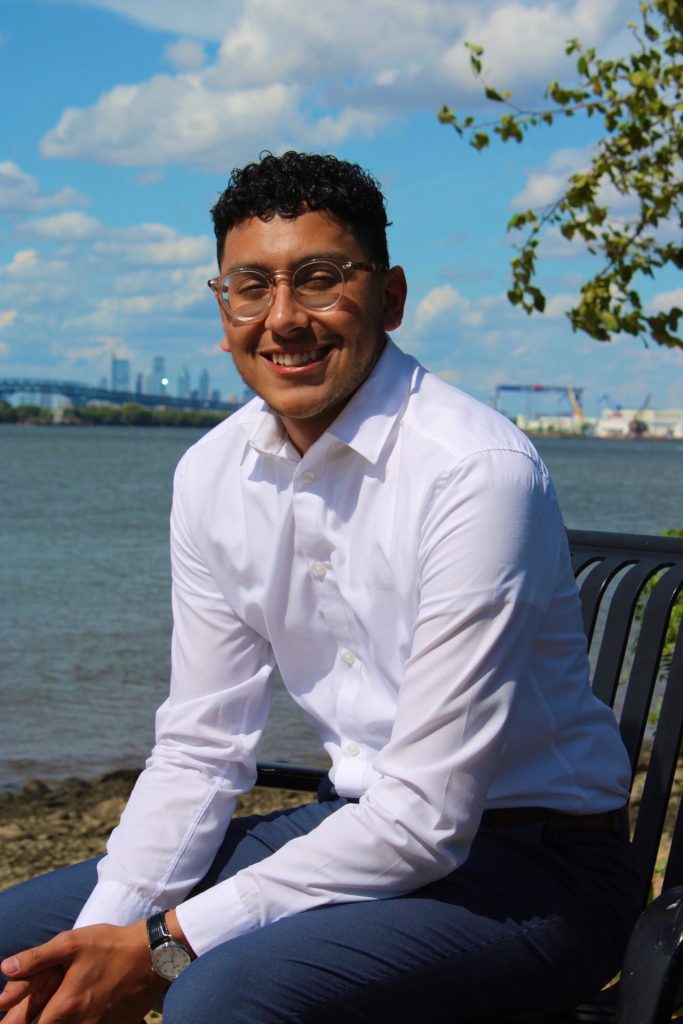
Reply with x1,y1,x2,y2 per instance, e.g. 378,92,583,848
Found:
264,276,309,333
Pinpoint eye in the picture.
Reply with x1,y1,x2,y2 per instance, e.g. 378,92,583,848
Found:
295,262,341,293
230,272,269,298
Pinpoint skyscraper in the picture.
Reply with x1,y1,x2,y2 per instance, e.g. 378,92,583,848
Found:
111,356,130,392
152,356,168,394
178,367,191,399
198,368,210,401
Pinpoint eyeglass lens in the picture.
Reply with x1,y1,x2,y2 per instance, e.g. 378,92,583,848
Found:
220,260,345,319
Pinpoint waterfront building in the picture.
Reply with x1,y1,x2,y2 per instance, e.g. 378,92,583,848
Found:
594,408,683,439
515,413,595,436
198,368,210,401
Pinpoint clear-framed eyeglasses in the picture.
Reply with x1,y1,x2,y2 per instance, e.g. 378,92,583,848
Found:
207,257,385,323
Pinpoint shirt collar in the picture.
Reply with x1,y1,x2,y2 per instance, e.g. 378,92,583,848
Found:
245,339,416,465
326,340,415,463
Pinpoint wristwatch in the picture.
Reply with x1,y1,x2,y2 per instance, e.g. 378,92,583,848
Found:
146,912,193,981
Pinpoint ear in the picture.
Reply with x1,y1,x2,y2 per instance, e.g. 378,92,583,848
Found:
220,333,231,353
381,266,407,332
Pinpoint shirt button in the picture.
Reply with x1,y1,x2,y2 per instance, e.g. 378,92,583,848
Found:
341,650,356,666
300,470,316,484
311,561,327,579
346,741,360,757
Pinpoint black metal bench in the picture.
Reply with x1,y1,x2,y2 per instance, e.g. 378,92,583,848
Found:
256,529,683,1024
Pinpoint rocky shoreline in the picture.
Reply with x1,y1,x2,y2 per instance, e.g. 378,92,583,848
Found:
0,769,313,893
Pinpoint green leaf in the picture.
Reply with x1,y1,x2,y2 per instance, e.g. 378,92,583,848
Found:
599,311,620,331
507,212,526,229
437,0,683,350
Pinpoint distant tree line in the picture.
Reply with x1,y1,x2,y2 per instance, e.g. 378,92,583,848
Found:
0,400,229,429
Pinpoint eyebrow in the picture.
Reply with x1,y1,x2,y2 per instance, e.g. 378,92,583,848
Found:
222,251,352,274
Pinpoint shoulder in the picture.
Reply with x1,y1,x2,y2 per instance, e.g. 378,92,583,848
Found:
395,349,544,475
191,396,264,452
174,397,264,484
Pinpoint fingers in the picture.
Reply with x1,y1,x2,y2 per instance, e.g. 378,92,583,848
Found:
0,992,33,1024
1,933,76,980
0,968,62,1024
0,978,32,1010
0,937,66,978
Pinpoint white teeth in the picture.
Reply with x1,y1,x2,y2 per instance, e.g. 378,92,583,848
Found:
271,347,326,366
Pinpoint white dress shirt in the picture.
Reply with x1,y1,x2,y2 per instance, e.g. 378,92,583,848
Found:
76,340,630,955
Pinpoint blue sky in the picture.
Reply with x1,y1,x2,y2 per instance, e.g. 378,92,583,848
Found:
1,0,680,415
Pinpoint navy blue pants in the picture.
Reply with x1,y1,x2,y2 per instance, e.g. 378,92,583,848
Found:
0,799,640,1023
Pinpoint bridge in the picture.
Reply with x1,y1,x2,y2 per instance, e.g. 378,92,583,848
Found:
0,378,241,413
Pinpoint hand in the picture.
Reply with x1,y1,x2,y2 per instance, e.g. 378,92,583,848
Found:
0,922,168,1024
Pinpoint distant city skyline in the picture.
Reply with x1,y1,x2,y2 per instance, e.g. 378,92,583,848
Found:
104,353,239,405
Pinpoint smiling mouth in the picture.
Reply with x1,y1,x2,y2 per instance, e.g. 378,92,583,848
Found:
265,345,332,367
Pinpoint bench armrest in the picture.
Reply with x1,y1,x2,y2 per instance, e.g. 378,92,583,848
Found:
616,886,683,1024
256,761,326,793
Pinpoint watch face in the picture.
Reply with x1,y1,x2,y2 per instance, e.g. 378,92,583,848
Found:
152,942,192,981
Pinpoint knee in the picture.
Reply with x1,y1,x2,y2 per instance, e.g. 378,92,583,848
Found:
0,879,42,963
0,859,99,963
162,939,292,1024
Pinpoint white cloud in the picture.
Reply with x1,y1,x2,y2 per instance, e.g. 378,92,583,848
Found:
61,338,121,363
438,0,622,94
0,309,17,329
0,161,89,213
3,250,40,275
93,224,214,266
37,0,237,42
0,341,10,356
37,0,633,171
511,148,590,209
20,211,101,241
544,293,576,318
41,77,306,170
414,284,466,331
649,288,683,314
164,38,207,71
135,170,164,186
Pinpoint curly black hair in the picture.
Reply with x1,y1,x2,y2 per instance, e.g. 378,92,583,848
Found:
210,151,390,268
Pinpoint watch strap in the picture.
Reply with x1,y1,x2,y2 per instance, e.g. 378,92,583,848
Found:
147,911,172,950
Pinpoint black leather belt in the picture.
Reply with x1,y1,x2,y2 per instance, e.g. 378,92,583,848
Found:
481,805,630,836
318,776,629,838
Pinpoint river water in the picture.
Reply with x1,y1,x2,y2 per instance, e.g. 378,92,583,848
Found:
1,424,682,791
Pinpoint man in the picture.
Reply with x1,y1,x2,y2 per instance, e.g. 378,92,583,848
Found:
0,152,638,1024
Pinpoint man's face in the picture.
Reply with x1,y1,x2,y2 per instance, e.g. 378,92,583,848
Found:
218,210,406,453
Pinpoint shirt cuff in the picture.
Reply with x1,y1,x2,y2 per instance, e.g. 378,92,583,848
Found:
175,876,257,956
74,879,164,930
